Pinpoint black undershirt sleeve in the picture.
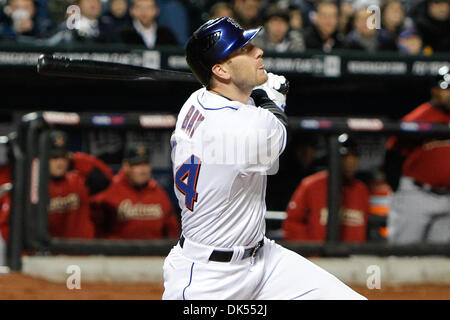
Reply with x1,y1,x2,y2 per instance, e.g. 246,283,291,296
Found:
251,89,288,128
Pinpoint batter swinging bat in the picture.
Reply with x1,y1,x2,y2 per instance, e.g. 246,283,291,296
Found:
36,54,197,82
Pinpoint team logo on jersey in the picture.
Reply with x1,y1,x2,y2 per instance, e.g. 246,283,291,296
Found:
118,200,163,220
49,193,80,213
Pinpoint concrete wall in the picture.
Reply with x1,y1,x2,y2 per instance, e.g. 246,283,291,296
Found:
21,255,450,286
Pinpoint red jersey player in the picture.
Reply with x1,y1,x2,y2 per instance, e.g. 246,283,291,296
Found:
385,66,450,244
283,135,370,242
91,143,179,239
47,131,95,239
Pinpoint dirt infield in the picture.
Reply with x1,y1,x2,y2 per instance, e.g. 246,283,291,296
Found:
0,272,449,300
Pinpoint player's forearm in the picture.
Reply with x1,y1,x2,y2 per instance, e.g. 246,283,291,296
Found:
251,89,288,128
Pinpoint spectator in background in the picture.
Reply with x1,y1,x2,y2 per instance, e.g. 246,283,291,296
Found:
209,2,234,20
47,130,95,239
68,150,114,196
283,134,370,243
101,0,132,36
288,5,303,31
345,7,397,52
71,0,104,40
409,0,450,53
91,143,179,239
397,27,424,55
47,0,73,25
385,66,450,244
303,0,344,52
46,0,111,44
381,0,413,38
117,0,178,49
0,0,52,39
252,5,305,53
285,0,317,28
339,0,355,35
232,0,263,29
157,0,189,45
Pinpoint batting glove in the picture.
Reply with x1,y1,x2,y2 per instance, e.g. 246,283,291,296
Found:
254,72,289,111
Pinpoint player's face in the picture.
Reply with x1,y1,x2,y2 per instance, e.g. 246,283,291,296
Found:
125,162,151,187
225,43,268,90
49,156,69,178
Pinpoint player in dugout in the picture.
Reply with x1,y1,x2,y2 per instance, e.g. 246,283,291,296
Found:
385,66,450,244
90,142,179,239
283,134,370,243
0,129,113,243
47,130,95,239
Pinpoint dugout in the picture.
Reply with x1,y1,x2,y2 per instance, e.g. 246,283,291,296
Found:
5,113,450,272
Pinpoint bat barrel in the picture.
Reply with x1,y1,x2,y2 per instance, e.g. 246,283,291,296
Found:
37,54,197,83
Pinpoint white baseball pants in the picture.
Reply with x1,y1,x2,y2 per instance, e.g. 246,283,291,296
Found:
162,236,366,300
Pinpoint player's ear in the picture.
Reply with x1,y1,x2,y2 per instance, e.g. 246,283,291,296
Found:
211,63,231,82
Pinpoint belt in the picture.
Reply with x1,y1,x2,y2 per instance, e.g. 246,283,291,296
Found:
413,180,450,196
179,235,264,262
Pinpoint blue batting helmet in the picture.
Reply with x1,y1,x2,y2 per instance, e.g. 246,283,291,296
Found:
185,17,262,87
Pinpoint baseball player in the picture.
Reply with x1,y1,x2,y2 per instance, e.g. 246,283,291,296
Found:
283,135,370,243
385,66,450,244
162,17,366,300
90,143,179,239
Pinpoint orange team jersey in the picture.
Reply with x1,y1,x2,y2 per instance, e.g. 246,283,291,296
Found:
0,193,10,241
48,172,95,239
91,170,180,239
386,102,450,188
283,171,370,242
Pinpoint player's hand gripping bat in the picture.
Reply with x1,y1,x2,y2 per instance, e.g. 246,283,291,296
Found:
36,54,197,83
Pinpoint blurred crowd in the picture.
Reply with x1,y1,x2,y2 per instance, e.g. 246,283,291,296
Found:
0,0,448,54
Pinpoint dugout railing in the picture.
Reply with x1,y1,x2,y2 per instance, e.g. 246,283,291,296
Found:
7,112,450,271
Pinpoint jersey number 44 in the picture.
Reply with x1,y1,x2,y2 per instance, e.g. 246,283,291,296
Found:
175,155,201,211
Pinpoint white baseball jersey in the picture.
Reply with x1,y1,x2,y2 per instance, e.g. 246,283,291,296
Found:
170,88,287,248
164,88,366,300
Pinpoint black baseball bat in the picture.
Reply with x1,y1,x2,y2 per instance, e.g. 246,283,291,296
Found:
36,54,197,82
